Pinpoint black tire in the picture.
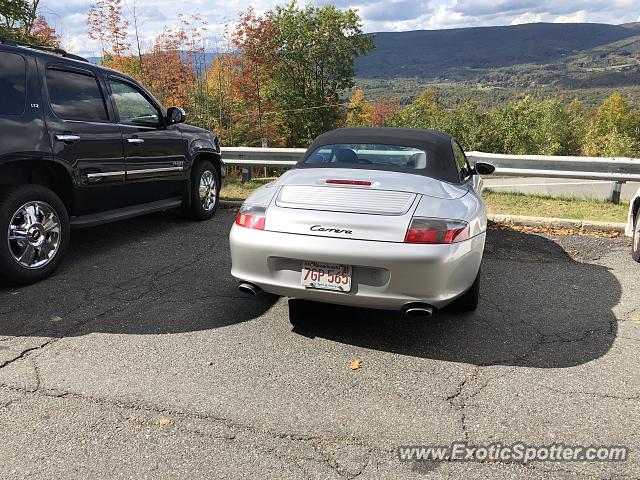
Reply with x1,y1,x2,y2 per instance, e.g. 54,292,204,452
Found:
0,185,70,286
632,208,640,262
187,160,220,221
448,267,481,312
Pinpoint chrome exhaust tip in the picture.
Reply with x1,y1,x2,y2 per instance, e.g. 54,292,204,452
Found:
402,303,434,318
238,282,262,296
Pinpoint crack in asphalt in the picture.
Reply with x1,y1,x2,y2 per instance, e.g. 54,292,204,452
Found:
0,339,57,371
446,365,481,443
536,383,640,402
0,384,392,480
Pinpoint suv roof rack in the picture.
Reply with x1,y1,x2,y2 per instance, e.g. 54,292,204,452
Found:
0,37,89,63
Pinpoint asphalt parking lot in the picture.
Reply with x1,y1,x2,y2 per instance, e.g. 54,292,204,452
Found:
0,208,639,479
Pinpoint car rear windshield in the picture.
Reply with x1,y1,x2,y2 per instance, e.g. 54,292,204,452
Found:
304,144,429,170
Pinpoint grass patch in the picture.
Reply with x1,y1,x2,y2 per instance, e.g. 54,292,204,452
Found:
483,189,628,223
220,178,273,201
220,180,629,223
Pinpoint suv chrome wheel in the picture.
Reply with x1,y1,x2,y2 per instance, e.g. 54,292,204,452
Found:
8,201,61,270
199,170,217,211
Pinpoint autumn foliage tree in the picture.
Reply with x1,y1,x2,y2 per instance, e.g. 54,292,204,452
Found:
346,89,373,127
231,2,374,146
87,0,130,71
86,2,203,110
230,9,280,146
144,28,195,108
31,15,60,47
370,98,399,127
1,0,60,47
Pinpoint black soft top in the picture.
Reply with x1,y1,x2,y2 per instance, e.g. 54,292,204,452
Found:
296,127,460,184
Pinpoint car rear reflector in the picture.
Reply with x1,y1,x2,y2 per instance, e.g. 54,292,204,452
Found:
235,205,266,230
404,218,470,244
325,179,372,186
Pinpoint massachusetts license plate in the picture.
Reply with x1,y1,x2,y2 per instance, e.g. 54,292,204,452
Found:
301,261,352,292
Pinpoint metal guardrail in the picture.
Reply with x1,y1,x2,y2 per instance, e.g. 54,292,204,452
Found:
222,147,303,167
221,147,640,202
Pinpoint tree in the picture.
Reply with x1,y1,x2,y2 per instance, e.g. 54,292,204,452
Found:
230,8,281,146
204,54,239,144
346,89,373,127
87,0,130,70
144,27,194,108
582,93,640,157
370,97,399,127
440,102,493,151
485,98,578,155
1,0,55,46
392,89,445,130
267,2,375,145
87,0,108,57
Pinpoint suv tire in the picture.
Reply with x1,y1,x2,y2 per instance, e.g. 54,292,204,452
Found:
0,185,70,286
188,160,220,221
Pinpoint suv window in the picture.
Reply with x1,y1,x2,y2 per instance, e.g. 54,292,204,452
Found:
0,52,27,115
109,79,160,127
46,68,108,122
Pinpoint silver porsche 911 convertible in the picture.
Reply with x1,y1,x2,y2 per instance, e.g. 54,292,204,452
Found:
229,128,495,316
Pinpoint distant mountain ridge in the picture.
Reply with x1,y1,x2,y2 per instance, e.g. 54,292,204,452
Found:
355,22,640,83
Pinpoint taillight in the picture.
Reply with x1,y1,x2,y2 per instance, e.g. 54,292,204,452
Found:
235,205,266,230
404,218,470,244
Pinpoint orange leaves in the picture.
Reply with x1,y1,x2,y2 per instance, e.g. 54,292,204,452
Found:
349,357,362,370
87,0,129,57
156,418,174,427
31,16,61,48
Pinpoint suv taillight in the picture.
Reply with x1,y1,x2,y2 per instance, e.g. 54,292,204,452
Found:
404,218,470,244
235,205,266,230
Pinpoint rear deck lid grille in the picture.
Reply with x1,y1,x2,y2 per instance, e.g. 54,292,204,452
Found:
275,185,417,215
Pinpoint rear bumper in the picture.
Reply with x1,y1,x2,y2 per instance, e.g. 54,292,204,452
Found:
229,226,485,310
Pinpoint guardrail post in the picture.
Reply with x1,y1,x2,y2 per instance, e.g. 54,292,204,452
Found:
241,167,252,184
608,181,623,204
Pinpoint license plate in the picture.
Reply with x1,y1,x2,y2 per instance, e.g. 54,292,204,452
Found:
301,261,352,292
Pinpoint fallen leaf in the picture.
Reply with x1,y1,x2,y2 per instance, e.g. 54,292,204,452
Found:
488,221,623,238
129,416,144,425
350,358,362,370
156,417,173,427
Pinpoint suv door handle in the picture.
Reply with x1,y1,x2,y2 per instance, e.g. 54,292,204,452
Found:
127,138,145,144
55,134,80,142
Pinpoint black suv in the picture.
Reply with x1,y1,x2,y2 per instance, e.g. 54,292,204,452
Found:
0,39,223,285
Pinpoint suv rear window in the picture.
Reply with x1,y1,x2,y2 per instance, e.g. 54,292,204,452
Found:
46,68,108,122
304,144,428,169
0,52,27,115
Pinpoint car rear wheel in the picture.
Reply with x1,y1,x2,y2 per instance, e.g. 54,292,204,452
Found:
447,267,481,312
187,160,220,221
0,185,70,286
632,208,640,262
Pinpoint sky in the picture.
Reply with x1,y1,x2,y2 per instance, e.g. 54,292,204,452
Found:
39,0,640,57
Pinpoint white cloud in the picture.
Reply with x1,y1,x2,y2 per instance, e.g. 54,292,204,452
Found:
38,0,640,57
510,12,543,25
553,10,588,23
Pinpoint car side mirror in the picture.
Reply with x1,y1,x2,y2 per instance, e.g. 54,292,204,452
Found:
167,106,186,125
473,162,495,175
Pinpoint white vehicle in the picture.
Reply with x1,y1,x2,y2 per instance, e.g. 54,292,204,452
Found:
626,188,640,261
229,128,495,317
